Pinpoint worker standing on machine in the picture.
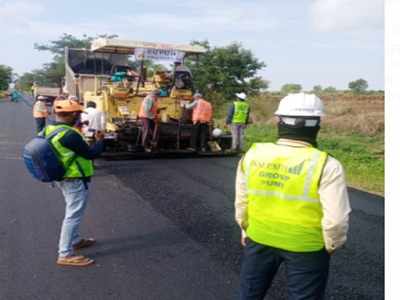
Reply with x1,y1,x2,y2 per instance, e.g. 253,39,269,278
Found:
226,92,250,152
139,89,160,152
236,93,351,300
32,95,49,133
185,92,213,152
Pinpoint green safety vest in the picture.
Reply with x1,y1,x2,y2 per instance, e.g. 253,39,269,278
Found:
242,143,328,252
232,101,249,124
45,124,94,178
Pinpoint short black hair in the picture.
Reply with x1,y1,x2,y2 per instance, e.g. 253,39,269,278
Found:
86,101,96,108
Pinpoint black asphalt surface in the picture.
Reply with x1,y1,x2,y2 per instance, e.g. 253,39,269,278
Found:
0,97,384,299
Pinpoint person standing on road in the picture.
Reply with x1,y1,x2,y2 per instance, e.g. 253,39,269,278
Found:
45,99,104,267
236,93,351,300
32,96,49,133
185,92,213,152
139,89,160,152
226,92,250,152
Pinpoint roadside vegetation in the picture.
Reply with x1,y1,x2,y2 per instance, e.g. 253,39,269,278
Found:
241,92,384,195
0,64,13,92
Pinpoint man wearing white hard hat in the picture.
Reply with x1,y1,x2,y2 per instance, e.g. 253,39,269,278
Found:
185,92,213,152
226,92,250,151
236,93,351,299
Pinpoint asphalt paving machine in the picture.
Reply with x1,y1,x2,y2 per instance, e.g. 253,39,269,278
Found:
64,38,233,157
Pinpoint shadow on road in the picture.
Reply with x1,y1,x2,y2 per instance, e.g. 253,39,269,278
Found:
89,228,188,258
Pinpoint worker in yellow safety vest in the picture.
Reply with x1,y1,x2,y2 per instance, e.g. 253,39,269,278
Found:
236,93,351,300
45,99,104,267
226,92,250,151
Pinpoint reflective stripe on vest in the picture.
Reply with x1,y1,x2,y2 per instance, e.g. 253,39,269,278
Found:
192,99,212,124
45,124,94,178
232,101,249,124
139,96,158,119
242,143,328,252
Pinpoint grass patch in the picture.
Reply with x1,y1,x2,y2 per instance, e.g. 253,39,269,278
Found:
244,124,384,195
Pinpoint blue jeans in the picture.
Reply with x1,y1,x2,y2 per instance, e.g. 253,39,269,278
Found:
240,239,330,300
56,180,89,257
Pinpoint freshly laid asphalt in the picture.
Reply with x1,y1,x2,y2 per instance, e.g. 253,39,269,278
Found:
0,98,384,299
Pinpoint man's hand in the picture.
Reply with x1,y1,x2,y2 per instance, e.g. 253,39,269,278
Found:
326,249,335,255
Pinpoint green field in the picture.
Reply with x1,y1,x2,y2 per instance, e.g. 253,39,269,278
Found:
244,124,384,195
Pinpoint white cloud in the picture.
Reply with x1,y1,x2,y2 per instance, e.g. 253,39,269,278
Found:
311,0,383,32
0,0,278,40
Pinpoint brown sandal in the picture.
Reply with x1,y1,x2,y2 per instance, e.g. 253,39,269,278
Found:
73,238,96,250
57,255,94,267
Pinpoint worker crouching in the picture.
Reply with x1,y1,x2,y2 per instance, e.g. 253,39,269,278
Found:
236,93,351,299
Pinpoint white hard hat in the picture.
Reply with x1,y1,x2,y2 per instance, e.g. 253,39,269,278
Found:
235,92,247,100
212,128,223,138
37,95,47,100
193,92,202,98
275,93,324,117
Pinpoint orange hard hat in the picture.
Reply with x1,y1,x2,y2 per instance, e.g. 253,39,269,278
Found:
53,99,83,113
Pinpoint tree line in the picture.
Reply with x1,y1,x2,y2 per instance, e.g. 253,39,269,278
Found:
0,34,381,99
281,78,378,95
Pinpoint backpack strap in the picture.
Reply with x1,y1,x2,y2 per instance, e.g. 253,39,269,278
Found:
45,126,79,177
45,126,70,141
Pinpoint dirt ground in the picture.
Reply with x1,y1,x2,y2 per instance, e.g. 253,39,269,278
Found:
250,93,384,136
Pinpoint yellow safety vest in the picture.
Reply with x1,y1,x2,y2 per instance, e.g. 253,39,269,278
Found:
45,124,94,178
232,101,249,124
242,143,328,252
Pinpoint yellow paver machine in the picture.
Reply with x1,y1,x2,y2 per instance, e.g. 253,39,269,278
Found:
64,38,233,158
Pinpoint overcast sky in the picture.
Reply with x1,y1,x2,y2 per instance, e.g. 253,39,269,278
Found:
0,0,383,90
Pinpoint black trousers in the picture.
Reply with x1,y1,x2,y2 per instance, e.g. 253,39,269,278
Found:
191,123,209,150
140,118,155,148
240,239,330,300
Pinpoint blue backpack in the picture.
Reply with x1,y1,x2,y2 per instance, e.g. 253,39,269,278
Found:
23,127,74,182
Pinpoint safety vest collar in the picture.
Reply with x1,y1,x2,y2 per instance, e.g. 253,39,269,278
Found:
276,138,313,148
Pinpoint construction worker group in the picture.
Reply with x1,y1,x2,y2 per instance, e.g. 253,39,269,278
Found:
29,88,350,299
